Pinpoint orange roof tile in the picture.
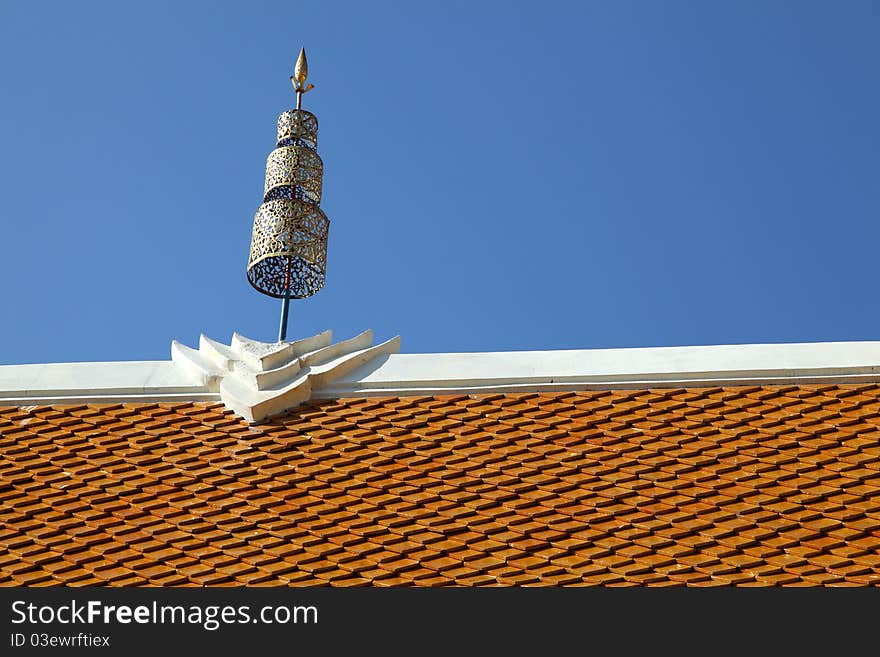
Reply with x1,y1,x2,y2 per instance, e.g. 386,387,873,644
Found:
2,385,880,586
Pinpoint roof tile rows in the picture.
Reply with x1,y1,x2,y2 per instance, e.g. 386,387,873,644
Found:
1,384,880,586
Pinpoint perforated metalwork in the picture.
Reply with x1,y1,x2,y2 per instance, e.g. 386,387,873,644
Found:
277,109,318,149
264,145,323,204
248,109,329,300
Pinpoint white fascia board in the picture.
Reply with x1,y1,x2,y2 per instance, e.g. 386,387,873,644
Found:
317,341,880,397
0,360,217,404
1,340,879,406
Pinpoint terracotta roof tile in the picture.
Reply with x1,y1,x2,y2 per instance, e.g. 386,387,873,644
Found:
3,386,880,586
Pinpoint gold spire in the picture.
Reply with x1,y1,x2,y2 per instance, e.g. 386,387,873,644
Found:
294,48,308,85
290,47,315,95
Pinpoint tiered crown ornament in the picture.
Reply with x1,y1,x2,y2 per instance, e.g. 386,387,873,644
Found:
247,47,329,341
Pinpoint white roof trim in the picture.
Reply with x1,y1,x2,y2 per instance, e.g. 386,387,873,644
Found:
1,338,878,420
0,361,215,404
321,340,880,397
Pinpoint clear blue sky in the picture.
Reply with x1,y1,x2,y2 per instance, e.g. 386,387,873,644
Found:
1,1,878,364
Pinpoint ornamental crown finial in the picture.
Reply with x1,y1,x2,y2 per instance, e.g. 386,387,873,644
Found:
248,47,328,342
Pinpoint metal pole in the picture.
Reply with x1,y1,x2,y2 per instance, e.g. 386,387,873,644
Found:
279,251,293,341
278,294,290,342
278,89,304,343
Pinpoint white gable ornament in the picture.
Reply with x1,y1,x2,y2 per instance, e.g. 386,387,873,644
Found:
172,329,400,423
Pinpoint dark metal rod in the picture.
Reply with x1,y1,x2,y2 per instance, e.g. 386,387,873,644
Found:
279,253,292,342
278,295,290,342
278,86,301,343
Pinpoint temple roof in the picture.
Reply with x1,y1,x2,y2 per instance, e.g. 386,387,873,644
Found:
2,384,880,586
2,335,880,587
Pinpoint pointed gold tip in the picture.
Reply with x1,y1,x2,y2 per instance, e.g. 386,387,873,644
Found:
294,47,308,86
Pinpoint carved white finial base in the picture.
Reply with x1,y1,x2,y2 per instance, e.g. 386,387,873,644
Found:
171,329,400,422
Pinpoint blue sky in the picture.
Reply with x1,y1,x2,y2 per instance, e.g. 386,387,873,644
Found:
1,1,878,364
